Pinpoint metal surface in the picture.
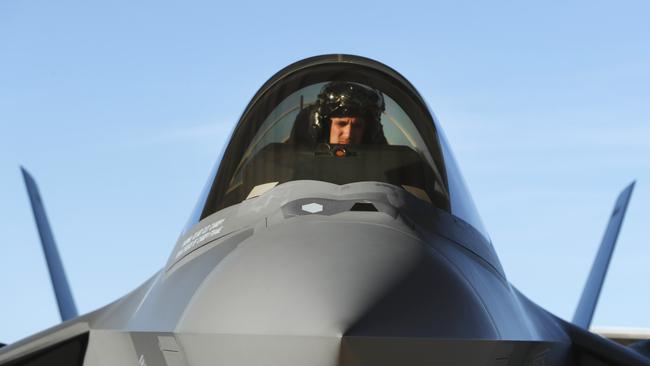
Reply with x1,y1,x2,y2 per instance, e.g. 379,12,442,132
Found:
20,167,78,321
3,55,648,366
573,182,635,329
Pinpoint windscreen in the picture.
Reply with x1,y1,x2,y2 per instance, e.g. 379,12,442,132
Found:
199,62,452,219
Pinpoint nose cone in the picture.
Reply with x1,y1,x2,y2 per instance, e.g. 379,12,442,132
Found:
177,218,419,335
178,217,495,339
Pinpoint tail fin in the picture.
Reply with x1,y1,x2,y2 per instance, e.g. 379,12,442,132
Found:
21,167,78,321
573,182,635,329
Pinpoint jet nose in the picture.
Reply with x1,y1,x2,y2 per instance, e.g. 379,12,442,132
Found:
178,218,421,335
178,217,495,340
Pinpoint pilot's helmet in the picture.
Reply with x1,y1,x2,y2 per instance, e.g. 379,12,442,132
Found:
312,81,387,144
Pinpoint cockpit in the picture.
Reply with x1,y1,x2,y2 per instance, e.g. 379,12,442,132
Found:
218,80,449,211
183,55,489,242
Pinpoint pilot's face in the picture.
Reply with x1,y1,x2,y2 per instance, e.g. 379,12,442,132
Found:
329,117,366,144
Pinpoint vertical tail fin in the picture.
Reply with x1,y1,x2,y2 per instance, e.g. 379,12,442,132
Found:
21,167,78,321
573,182,635,329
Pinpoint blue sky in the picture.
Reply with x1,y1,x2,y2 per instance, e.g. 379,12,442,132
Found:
1,1,649,343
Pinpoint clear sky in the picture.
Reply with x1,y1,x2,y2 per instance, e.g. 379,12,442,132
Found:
1,0,649,343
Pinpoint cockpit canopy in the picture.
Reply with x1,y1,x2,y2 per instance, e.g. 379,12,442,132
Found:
184,55,489,241
217,79,450,211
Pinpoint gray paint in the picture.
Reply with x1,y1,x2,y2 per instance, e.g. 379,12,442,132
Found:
4,55,649,366
573,182,635,329
6,180,640,364
21,167,78,321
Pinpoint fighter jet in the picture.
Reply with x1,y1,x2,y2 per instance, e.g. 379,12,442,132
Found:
2,54,648,365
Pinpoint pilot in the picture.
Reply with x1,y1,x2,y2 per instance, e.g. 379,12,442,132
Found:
310,81,388,145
